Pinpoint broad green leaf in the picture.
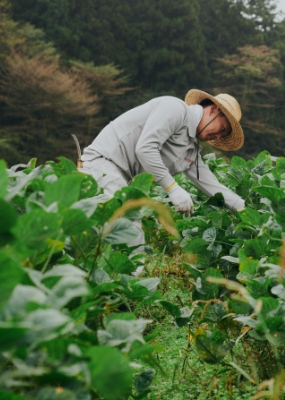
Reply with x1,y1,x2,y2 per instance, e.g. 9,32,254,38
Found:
0,160,8,199
260,175,277,187
239,259,258,275
193,328,228,364
239,208,261,226
0,391,26,400
253,150,272,167
12,209,61,249
193,268,223,300
92,198,121,226
87,346,133,399
43,264,86,279
183,238,208,254
129,173,154,193
244,239,265,259
114,186,147,203
271,284,285,300
258,297,279,319
92,268,111,284
159,301,181,318
57,156,77,173
71,195,107,217
231,156,248,169
4,285,47,318
134,369,155,392
175,306,195,327
102,218,140,244
202,227,216,243
0,252,24,311
26,309,74,345
47,276,89,309
107,251,136,274
0,322,29,351
137,278,160,295
62,208,93,236
79,173,99,199
271,157,285,181
0,199,17,233
205,192,225,207
236,174,251,198
44,174,84,207
246,278,270,298
124,281,149,301
253,186,285,204
202,302,228,323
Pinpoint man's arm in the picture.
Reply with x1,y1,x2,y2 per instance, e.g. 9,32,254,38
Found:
184,158,245,211
135,97,186,189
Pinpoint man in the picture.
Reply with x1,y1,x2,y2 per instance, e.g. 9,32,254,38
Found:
79,89,245,272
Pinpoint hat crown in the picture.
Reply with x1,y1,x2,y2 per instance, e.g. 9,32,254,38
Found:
215,94,242,121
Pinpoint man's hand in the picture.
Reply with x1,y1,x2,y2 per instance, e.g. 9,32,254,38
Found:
167,183,194,216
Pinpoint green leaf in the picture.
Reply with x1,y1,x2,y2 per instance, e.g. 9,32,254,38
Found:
92,198,121,226
202,227,216,243
205,192,225,207
0,322,29,351
159,301,181,318
47,276,89,309
0,252,24,311
62,208,93,236
194,328,228,364
253,186,285,204
103,218,141,244
124,281,149,301
114,186,147,203
0,390,26,400
183,238,208,254
244,239,265,259
0,160,8,199
79,173,99,199
87,346,132,399
258,297,279,319
44,174,84,207
129,173,154,193
12,209,61,249
135,369,155,392
202,302,228,323
0,199,17,233
25,309,73,343
239,208,261,226
107,251,136,274
239,259,258,275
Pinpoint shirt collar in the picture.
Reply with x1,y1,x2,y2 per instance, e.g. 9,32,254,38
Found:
187,105,203,141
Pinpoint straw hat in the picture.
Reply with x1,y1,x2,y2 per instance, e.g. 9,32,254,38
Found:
185,89,244,151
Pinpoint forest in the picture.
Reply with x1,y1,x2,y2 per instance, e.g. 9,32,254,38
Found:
0,0,285,166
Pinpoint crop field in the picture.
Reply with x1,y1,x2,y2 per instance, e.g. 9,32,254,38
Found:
1,150,285,399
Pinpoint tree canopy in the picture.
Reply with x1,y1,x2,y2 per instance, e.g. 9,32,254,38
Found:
1,0,285,163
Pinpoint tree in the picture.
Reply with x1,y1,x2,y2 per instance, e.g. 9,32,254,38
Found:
0,2,130,166
214,45,284,157
9,0,210,93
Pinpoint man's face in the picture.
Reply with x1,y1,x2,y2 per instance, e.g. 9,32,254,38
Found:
197,104,231,142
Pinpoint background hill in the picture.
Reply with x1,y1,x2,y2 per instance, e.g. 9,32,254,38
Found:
1,0,285,165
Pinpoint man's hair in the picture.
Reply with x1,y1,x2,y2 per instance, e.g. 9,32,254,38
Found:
199,99,214,107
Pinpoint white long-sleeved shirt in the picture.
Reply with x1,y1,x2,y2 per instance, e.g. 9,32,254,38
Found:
82,96,245,211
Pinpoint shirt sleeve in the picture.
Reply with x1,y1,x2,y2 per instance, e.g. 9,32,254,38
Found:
184,156,245,211
135,97,186,189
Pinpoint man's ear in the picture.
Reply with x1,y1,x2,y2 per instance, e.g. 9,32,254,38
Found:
209,104,219,115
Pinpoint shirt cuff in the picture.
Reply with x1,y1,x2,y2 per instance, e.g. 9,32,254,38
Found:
157,173,176,190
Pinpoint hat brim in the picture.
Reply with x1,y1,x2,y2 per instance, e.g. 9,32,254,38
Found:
185,89,244,151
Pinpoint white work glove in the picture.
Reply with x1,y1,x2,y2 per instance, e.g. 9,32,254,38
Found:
167,183,194,216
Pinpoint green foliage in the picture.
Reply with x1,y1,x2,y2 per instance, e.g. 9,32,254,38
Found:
0,158,168,399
